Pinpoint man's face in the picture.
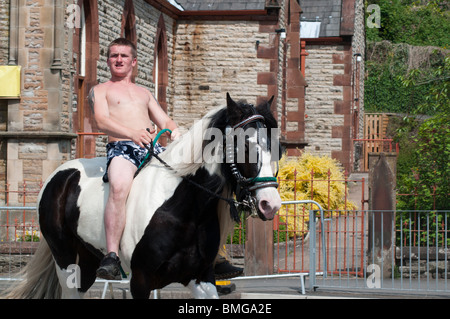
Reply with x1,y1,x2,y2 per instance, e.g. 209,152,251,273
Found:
107,45,136,77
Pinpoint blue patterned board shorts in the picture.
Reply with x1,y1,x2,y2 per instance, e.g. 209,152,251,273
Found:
102,140,165,182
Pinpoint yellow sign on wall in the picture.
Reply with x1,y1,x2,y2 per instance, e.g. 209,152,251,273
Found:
0,65,21,98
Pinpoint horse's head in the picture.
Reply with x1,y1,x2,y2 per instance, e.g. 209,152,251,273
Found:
221,93,282,221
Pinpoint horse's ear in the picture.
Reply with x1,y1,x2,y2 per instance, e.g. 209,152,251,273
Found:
226,93,237,109
256,96,277,129
256,96,274,113
226,93,242,124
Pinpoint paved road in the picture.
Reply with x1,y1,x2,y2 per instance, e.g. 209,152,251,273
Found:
2,275,449,299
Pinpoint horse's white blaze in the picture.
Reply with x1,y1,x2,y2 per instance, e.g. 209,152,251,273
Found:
255,149,281,220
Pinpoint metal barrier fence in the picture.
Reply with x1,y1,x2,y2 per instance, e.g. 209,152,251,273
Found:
231,203,450,295
308,209,450,295
2,205,450,296
0,206,40,278
273,204,361,276
229,200,327,294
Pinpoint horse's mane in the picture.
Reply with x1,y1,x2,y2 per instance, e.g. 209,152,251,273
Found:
156,106,223,177
149,97,277,178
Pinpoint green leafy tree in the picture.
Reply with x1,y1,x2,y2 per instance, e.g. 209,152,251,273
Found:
396,56,450,210
366,0,450,47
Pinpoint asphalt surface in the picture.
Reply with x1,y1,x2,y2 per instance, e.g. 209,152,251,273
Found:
0,276,450,299
2,275,449,299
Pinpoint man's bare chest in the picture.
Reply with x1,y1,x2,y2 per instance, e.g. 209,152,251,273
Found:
106,86,149,109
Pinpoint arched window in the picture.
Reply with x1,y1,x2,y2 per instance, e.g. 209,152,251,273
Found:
79,3,86,77
122,0,136,43
74,0,99,158
121,0,137,81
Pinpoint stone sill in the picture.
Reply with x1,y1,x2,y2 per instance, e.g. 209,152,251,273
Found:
0,131,77,140
280,139,309,148
0,242,39,254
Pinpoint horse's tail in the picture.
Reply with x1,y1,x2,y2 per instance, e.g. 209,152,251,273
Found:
2,237,61,299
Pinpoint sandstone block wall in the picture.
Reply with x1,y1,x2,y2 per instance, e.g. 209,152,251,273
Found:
0,0,365,203
304,44,347,156
1,0,75,204
172,21,271,129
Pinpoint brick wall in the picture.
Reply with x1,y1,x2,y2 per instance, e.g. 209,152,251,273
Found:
301,0,365,172
0,0,365,203
172,20,271,129
0,0,8,198
303,43,353,171
304,44,347,156
1,1,75,204
281,0,308,156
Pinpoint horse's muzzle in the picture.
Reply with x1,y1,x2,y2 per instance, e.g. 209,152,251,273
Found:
255,187,281,220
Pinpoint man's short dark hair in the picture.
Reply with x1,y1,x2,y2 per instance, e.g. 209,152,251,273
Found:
107,38,137,59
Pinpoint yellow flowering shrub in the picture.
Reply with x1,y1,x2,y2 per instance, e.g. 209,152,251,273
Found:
277,152,357,237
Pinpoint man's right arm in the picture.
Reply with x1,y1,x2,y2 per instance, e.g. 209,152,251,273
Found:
90,85,129,140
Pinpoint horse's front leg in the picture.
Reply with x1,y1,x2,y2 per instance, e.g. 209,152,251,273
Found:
188,280,219,299
130,267,153,299
188,267,219,299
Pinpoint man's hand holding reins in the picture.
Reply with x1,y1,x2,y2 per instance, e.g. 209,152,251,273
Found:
133,128,155,148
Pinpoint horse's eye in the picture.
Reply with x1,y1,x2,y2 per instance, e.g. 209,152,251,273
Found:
271,161,279,177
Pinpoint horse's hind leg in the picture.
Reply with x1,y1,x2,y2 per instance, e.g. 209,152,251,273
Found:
39,168,98,298
77,243,102,294
54,263,83,299
50,244,100,299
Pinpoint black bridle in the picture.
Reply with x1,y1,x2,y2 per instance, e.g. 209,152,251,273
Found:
224,113,278,216
143,112,279,222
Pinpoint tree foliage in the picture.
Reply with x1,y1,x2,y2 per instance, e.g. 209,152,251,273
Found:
365,0,449,114
396,57,450,210
364,1,450,210
366,0,450,47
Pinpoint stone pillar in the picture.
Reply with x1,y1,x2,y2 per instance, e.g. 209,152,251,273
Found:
245,218,274,276
368,152,397,278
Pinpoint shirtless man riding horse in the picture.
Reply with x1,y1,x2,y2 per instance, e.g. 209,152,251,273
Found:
91,38,241,280
89,38,180,279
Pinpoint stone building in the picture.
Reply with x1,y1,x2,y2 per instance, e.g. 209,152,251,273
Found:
0,0,364,205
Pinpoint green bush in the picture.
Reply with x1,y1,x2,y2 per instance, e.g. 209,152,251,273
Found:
395,57,450,210
365,0,449,114
366,0,450,47
365,42,447,114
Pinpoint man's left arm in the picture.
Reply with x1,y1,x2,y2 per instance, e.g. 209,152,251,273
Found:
148,92,180,141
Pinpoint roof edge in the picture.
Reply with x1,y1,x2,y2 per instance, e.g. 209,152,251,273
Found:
179,9,277,21
145,0,277,21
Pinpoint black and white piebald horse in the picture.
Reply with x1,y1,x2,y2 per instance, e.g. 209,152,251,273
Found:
4,94,281,299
